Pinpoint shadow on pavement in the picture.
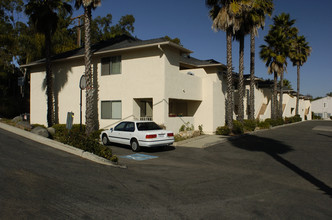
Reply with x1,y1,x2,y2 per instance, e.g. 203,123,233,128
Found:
229,134,332,198
108,143,176,154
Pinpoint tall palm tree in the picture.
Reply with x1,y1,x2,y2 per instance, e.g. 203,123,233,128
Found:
25,0,72,127
247,0,273,120
290,35,311,116
260,27,287,119
260,13,297,119
233,2,251,123
206,0,243,129
270,13,297,118
74,0,101,135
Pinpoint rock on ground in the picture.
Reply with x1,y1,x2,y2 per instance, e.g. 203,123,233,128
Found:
31,126,49,138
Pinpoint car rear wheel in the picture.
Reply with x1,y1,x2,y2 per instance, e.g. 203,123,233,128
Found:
130,139,140,152
102,134,110,145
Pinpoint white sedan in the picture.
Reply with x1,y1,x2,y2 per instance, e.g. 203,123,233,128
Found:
100,121,174,152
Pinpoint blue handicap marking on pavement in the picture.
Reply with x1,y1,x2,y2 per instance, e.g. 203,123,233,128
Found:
119,153,159,161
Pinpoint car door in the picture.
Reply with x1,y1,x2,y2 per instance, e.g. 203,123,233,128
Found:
121,122,135,146
108,122,127,144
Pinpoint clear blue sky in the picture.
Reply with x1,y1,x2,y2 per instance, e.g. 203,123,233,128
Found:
72,0,331,98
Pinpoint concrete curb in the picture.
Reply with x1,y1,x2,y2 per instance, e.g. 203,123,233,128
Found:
0,122,127,168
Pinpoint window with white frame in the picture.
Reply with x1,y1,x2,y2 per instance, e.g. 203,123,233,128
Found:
101,56,121,75
101,101,122,119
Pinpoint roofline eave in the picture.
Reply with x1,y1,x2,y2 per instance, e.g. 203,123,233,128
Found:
20,41,193,69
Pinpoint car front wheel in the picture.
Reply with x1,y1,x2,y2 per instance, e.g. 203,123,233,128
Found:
130,139,140,152
102,134,110,145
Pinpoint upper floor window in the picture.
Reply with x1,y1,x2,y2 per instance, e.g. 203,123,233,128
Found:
101,56,121,75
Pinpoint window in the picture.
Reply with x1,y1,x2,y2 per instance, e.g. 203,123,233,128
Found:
114,122,126,131
101,56,121,75
101,101,122,119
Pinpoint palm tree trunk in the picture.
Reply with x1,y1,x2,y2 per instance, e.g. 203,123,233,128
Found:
238,35,244,123
45,31,54,127
84,5,94,135
295,64,300,115
272,71,278,119
249,31,255,120
226,29,233,129
279,70,284,118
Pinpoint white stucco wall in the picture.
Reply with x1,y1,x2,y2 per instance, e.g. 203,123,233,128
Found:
311,96,332,119
30,59,86,126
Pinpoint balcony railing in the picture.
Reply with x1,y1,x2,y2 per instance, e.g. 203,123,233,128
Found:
140,116,153,121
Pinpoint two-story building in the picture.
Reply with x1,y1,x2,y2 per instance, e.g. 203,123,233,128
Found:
22,35,228,134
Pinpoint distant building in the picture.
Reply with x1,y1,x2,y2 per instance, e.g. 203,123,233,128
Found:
311,96,332,119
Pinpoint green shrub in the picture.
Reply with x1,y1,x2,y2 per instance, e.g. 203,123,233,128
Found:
198,124,203,134
216,126,231,135
265,118,284,127
257,121,270,129
293,114,302,122
232,120,244,134
52,124,118,162
179,122,194,132
285,115,302,124
243,119,257,132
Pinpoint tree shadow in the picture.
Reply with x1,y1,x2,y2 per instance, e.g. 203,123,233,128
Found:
317,133,332,138
229,134,332,198
43,64,72,124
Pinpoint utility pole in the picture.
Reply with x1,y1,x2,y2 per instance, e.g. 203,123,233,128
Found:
71,15,84,47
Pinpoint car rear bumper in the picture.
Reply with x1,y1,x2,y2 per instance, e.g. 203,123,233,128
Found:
139,139,174,147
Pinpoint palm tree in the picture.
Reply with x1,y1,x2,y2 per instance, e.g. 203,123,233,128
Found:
247,0,273,120
74,0,101,135
290,35,311,116
260,27,287,119
206,0,243,129
233,2,251,123
260,13,297,119
270,13,297,118
25,0,72,127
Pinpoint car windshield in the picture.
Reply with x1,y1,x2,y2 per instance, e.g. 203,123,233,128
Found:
136,122,162,131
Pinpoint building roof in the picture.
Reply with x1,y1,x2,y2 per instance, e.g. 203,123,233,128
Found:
21,34,193,68
179,55,226,68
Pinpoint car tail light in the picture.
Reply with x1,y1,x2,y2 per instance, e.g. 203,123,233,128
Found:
167,133,174,137
146,134,157,139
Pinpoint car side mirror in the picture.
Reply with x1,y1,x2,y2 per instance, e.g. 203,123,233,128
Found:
110,128,113,132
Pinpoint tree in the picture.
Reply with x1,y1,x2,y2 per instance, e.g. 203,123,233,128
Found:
206,0,244,129
25,0,72,127
233,2,251,123
164,35,181,45
327,92,332,97
247,0,273,120
270,13,297,118
260,13,297,119
74,0,101,135
289,35,311,115
91,14,135,44
278,79,293,90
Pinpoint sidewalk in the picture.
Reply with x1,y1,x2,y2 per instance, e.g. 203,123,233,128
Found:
0,122,126,168
173,134,230,148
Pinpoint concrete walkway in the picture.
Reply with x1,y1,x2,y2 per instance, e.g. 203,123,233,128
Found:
173,134,230,148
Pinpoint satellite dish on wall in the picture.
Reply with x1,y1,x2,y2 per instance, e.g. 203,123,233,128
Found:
79,75,86,90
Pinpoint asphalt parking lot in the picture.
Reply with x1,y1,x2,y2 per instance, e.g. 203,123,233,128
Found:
1,120,331,219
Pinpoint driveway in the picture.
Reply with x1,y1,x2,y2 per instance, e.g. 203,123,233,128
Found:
1,121,332,219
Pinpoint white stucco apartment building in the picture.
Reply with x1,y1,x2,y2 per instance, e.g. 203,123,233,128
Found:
22,35,311,134
237,77,311,121
22,35,228,134
311,96,332,119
